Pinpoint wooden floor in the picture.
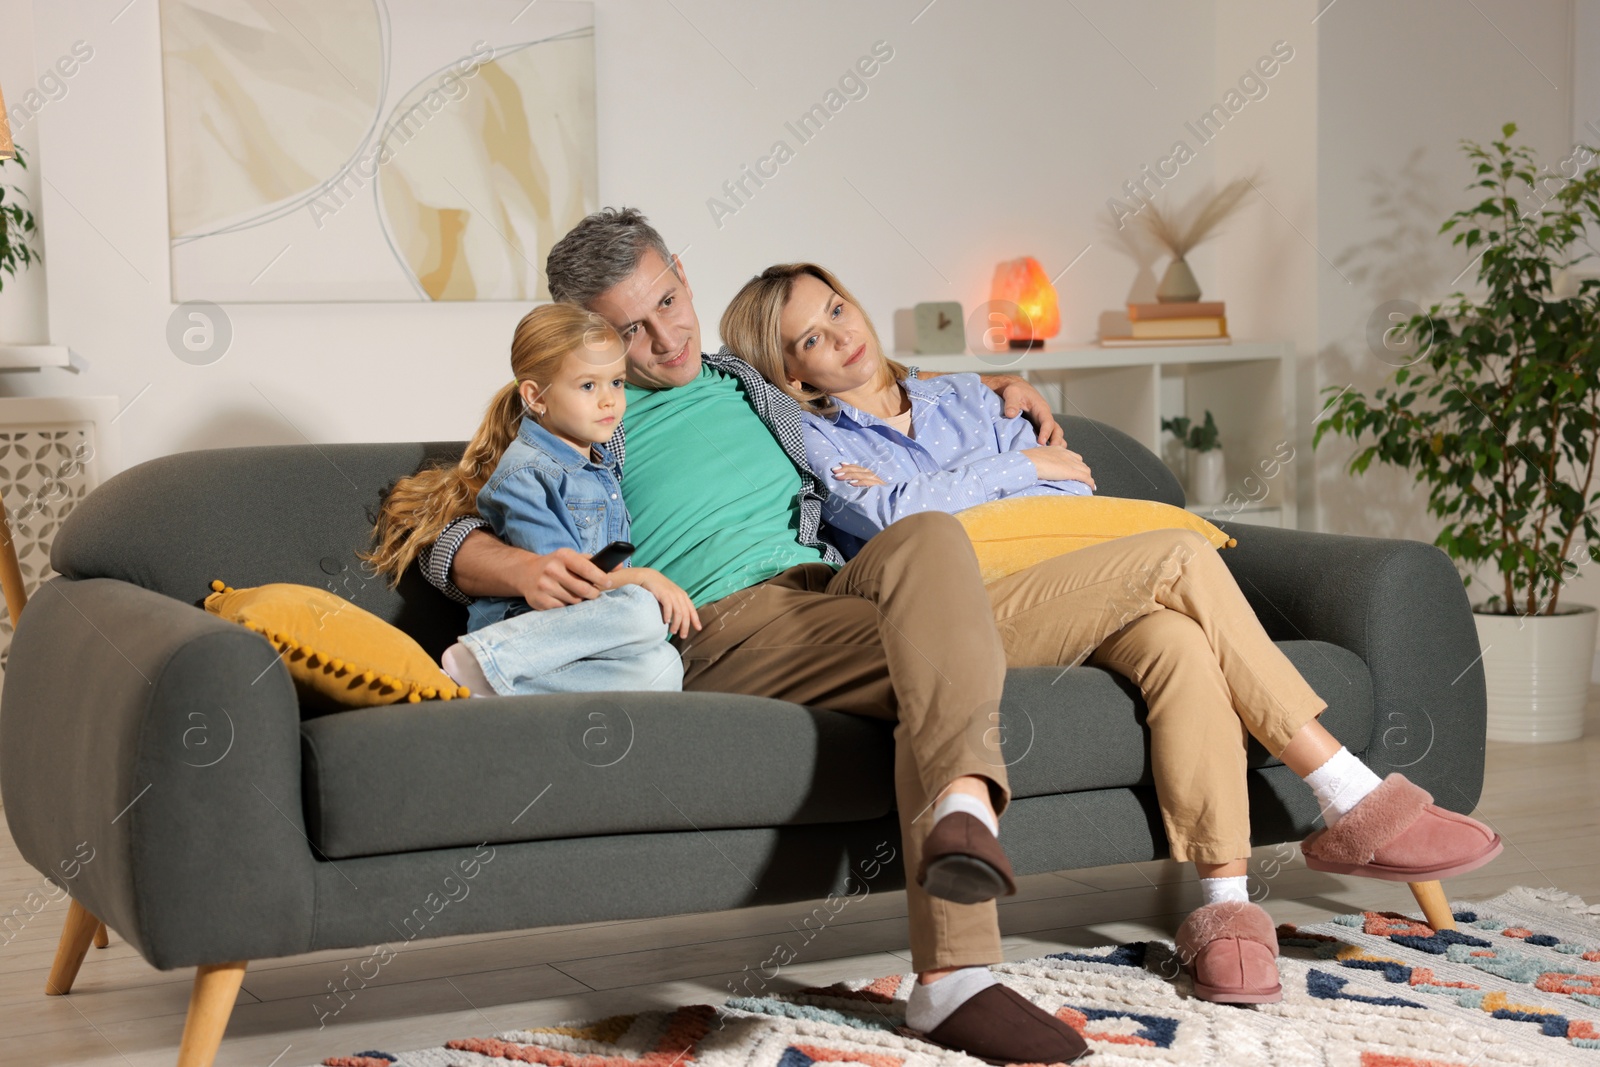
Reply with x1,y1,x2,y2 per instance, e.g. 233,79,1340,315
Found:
4,693,1598,1067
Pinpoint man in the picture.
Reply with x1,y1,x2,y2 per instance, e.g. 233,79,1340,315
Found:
422,208,1095,1064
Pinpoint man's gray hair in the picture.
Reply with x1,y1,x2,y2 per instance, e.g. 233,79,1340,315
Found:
546,207,677,307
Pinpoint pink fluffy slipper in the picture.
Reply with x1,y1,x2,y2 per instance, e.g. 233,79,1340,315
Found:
1301,773,1502,881
1176,901,1282,1005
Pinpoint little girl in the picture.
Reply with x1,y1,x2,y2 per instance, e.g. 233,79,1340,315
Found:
366,303,697,696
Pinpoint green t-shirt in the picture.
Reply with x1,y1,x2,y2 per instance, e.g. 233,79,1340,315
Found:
622,364,828,606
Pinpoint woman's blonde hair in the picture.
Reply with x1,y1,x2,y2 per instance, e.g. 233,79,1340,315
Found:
363,303,622,585
720,263,907,416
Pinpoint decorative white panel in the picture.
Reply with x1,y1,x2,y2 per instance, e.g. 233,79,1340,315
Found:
0,398,121,675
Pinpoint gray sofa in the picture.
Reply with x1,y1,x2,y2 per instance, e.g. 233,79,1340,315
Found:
0,415,1488,1065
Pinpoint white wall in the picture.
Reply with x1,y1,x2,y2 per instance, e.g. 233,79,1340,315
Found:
1314,0,1589,625
2,0,1222,468
1212,0,1321,525
1579,0,1600,144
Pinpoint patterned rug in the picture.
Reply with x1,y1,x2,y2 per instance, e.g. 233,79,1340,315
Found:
315,887,1600,1067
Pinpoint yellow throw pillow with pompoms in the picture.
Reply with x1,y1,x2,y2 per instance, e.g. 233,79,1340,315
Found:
203,580,470,711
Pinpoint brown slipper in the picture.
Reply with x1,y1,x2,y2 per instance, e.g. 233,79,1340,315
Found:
900,983,1091,1064
1177,901,1283,1005
1301,773,1503,881
916,812,1018,904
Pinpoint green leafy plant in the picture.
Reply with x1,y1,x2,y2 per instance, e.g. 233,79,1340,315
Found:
1316,123,1600,616
0,145,42,294
1162,410,1221,452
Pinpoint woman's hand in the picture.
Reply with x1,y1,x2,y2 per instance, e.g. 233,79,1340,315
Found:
614,567,702,639
831,463,886,487
1023,445,1096,490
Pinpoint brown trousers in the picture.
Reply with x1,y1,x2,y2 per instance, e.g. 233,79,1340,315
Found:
677,512,1010,974
678,522,1326,972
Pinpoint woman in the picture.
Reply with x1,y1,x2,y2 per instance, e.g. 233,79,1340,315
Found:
721,262,1504,1005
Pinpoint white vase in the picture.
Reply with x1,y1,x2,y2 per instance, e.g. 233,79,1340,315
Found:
1473,605,1596,743
1189,449,1226,505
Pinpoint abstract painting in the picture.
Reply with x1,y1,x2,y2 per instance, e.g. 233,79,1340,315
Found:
159,0,597,302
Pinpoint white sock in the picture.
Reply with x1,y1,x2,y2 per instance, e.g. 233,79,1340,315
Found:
441,643,494,698
1199,875,1250,906
905,966,996,1032
1304,747,1383,826
934,792,998,838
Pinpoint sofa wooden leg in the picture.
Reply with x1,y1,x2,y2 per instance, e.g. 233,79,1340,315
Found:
176,961,248,1067
45,899,102,995
1409,880,1455,931
93,922,109,949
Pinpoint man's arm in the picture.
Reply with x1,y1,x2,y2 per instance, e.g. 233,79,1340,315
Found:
419,515,490,604
913,369,1065,446
450,528,613,607
451,528,536,599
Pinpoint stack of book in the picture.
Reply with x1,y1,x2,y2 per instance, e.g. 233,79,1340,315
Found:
1103,301,1229,346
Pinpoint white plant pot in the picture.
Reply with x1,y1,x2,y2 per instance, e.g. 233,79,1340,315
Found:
1473,605,1597,743
1189,449,1226,505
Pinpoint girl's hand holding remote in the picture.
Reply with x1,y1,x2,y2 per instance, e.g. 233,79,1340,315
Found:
612,567,702,639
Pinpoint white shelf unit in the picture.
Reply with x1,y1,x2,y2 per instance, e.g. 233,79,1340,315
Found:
0,346,90,373
1186,503,1285,528
0,345,72,371
902,341,1297,529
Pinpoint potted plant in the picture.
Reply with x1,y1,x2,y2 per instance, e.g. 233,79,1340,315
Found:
1162,410,1225,505
1317,123,1600,742
1,145,42,312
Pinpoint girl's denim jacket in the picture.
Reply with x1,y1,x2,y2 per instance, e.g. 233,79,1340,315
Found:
467,415,629,630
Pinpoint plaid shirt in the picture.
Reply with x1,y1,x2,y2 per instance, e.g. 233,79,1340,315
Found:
420,350,893,604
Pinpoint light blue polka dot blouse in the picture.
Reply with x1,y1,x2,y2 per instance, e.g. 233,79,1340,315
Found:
803,372,1093,557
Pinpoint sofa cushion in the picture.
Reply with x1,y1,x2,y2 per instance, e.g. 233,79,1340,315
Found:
50,442,475,662
999,640,1374,799
301,690,899,859
301,640,1372,859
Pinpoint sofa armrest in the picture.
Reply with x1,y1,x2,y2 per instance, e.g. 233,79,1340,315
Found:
0,577,316,969
1215,522,1488,814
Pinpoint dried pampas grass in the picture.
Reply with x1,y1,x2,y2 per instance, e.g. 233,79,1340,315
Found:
1140,175,1258,258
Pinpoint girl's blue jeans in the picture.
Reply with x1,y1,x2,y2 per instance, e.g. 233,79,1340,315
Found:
459,585,683,695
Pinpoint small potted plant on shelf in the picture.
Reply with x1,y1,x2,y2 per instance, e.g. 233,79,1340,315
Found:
1,146,42,318
1317,123,1600,743
1162,410,1225,505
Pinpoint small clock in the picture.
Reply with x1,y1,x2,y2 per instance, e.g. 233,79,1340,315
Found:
913,301,966,355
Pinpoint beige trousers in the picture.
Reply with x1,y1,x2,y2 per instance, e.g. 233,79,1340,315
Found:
986,527,1328,864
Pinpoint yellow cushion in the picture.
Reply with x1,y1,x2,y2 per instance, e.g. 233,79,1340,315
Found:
955,496,1236,584
203,579,470,711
